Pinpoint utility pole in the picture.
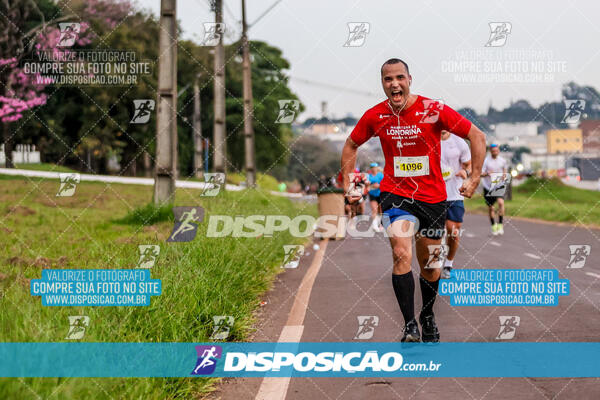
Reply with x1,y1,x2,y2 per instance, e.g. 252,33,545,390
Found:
213,0,227,175
242,0,256,187
321,101,327,119
154,0,178,205
193,73,203,178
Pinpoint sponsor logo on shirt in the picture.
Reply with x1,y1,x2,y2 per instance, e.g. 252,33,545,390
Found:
386,125,422,137
416,99,444,123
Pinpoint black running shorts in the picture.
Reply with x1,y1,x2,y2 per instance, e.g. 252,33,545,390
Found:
380,192,447,239
483,188,502,206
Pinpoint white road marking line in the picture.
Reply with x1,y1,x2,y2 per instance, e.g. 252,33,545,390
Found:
585,272,600,279
490,241,501,247
524,253,541,260
255,240,329,400
465,233,475,238
255,326,303,400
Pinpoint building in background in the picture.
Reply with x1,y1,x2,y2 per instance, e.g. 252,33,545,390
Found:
579,120,600,153
297,112,384,167
494,122,541,139
305,120,347,136
521,153,568,177
492,122,547,155
300,102,356,140
546,129,583,154
499,134,547,154
569,155,600,181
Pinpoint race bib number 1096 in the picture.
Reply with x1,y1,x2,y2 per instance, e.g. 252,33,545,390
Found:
394,156,430,177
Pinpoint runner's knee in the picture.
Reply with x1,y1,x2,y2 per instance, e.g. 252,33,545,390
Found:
392,244,412,264
447,222,461,239
421,268,440,281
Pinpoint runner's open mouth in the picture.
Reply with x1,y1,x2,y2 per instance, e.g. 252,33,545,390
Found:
391,90,403,102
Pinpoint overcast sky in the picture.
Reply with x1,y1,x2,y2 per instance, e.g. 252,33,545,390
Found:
137,0,600,121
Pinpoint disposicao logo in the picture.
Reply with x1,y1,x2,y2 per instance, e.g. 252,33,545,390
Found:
191,345,222,375
190,347,442,376
223,351,408,373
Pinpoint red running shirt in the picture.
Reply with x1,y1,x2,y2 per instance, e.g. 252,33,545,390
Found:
350,95,472,203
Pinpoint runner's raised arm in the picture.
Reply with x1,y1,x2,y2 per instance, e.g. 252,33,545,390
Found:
341,137,361,203
459,124,486,198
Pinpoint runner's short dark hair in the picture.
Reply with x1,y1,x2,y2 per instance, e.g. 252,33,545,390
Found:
381,58,410,75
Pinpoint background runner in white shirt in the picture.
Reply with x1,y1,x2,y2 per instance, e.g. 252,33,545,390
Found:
440,130,471,278
481,144,508,235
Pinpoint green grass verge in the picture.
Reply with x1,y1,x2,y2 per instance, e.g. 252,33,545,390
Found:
114,203,174,226
13,163,79,173
0,178,317,399
465,177,600,226
226,172,280,192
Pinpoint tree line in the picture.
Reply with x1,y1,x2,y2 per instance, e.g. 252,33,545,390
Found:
1,0,302,178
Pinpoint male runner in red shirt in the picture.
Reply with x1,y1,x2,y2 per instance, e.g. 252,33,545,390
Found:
341,59,486,342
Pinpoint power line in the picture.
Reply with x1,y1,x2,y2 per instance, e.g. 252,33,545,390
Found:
290,76,381,98
249,0,283,28
223,0,238,23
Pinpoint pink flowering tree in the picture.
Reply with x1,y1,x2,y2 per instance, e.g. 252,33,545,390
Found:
0,0,131,167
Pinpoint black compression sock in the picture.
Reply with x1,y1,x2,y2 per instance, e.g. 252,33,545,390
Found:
392,272,415,324
419,275,440,317
499,216,503,224
490,217,495,225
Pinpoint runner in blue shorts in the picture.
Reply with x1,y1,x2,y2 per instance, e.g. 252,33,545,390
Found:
440,129,472,279
367,162,384,232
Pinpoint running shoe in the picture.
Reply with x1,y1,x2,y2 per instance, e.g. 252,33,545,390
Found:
441,266,452,279
419,313,440,343
401,319,421,342
497,223,504,235
371,219,384,233
491,223,499,235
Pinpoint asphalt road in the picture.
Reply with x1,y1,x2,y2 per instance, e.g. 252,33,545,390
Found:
214,213,600,400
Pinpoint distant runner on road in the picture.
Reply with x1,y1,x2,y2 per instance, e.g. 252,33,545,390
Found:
440,130,472,279
481,143,508,235
341,58,486,342
367,162,384,232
